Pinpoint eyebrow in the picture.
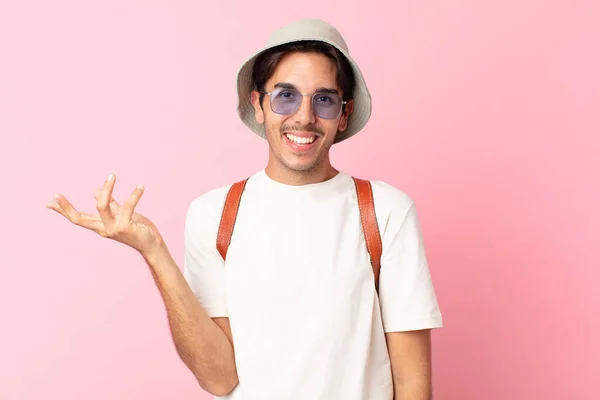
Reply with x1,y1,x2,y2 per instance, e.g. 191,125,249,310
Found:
273,82,340,95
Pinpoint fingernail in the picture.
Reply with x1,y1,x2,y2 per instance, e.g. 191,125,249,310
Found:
137,184,144,190
107,174,114,182
54,194,61,200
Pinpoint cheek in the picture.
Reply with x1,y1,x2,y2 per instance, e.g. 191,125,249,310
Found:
322,120,341,137
264,113,286,135
272,110,293,125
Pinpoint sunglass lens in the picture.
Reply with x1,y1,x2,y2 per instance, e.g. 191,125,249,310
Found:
271,88,301,115
314,94,342,119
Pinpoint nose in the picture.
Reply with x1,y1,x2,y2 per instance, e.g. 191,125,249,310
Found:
293,95,316,126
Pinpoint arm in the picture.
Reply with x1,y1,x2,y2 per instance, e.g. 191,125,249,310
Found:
45,175,238,397
373,192,443,400
386,329,432,400
144,246,238,396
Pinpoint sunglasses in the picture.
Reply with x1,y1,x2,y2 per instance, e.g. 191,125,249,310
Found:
261,87,347,120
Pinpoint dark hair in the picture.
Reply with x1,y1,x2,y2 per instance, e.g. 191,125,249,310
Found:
251,40,355,111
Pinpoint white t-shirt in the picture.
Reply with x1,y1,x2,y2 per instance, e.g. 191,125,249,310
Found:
183,169,443,400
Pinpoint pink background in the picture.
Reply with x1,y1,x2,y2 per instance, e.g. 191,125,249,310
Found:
1,1,598,399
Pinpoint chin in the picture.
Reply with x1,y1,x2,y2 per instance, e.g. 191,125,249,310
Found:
282,151,328,172
281,159,317,172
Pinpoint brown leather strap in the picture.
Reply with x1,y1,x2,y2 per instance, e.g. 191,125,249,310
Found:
353,177,383,292
216,176,382,292
216,178,248,261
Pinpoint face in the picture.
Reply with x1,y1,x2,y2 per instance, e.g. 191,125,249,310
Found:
251,52,354,175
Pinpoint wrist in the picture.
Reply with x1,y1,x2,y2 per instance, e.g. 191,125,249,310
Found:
140,240,171,267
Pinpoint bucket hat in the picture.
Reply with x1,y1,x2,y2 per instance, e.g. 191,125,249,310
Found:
236,18,371,143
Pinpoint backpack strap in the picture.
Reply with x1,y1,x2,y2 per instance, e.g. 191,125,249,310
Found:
216,176,382,291
216,178,248,261
352,177,383,292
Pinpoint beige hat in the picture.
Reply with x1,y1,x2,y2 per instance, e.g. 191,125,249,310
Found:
236,18,372,143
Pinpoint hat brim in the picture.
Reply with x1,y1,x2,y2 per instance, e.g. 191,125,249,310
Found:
236,38,371,144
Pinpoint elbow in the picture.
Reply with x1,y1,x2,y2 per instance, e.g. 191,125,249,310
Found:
181,351,239,396
193,369,238,397
211,385,236,397
203,378,238,397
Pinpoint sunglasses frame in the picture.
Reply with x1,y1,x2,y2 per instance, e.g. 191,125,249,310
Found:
260,87,347,120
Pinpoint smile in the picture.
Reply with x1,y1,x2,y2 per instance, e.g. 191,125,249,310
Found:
285,133,316,144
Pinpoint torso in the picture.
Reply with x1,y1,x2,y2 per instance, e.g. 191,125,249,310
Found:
210,170,394,400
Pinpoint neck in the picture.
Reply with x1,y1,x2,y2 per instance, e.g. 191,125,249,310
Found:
264,158,339,186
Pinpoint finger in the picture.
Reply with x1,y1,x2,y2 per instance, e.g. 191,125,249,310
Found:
96,173,117,230
48,194,82,223
121,184,144,222
95,188,122,213
47,195,104,232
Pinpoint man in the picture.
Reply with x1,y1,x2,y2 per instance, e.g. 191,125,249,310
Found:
46,19,443,400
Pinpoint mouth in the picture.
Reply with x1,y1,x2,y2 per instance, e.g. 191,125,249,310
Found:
283,132,318,151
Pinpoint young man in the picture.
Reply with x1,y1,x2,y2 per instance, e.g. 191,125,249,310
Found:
47,19,443,400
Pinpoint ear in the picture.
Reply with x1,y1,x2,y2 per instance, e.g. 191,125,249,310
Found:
250,90,265,124
337,99,354,132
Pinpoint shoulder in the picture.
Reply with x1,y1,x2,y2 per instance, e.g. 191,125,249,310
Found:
185,171,261,226
367,178,416,219
184,180,242,231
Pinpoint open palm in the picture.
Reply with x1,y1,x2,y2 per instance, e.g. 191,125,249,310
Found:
46,174,164,257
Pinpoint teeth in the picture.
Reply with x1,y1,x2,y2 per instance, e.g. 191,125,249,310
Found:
286,134,315,144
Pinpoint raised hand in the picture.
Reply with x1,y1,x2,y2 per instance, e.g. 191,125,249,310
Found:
46,173,164,258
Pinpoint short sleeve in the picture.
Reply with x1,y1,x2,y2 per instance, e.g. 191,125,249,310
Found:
183,199,229,318
378,202,443,332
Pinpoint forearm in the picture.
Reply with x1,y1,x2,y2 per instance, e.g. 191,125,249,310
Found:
394,378,432,400
387,330,434,400
142,244,238,396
